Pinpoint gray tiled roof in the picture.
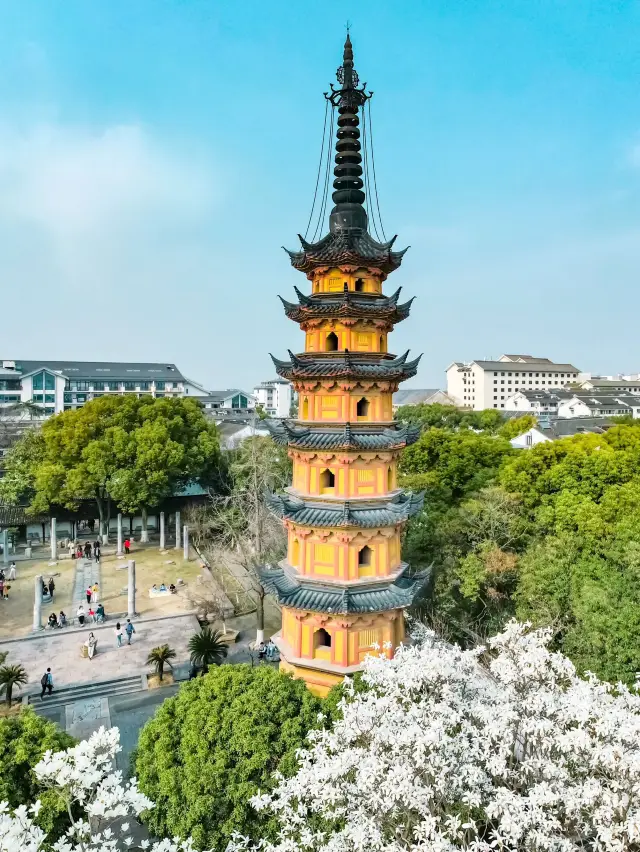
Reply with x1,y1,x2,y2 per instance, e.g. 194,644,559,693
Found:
279,287,413,324
265,490,425,528
393,388,443,406
272,350,422,381
265,420,421,451
285,230,408,275
13,360,186,381
259,564,429,614
473,360,580,372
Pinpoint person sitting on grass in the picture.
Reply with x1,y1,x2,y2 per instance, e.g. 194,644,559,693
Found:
169,583,176,593
159,582,167,591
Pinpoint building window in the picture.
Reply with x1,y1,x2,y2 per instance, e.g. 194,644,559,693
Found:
123,382,136,390
107,382,120,391
325,332,339,351
44,394,55,404
32,394,43,402
319,468,335,493
32,372,44,391
314,628,331,651
156,381,165,390
526,434,533,446
500,404,505,408
64,393,72,403
356,397,370,418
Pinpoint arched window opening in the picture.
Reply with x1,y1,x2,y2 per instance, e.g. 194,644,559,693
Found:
302,397,309,419
291,538,300,567
358,545,372,567
326,332,338,352
319,468,335,492
355,278,365,292
314,628,332,649
356,397,370,418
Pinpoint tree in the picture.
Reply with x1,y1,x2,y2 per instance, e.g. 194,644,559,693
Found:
399,428,512,503
0,707,74,835
498,413,536,439
188,436,289,644
135,664,322,852
230,622,640,852
395,403,505,434
0,725,195,852
108,396,221,540
0,664,27,706
188,626,228,672
146,644,176,681
0,396,221,541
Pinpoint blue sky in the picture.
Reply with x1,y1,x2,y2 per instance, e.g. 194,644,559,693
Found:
2,0,640,390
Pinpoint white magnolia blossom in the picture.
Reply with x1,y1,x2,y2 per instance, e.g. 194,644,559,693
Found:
230,621,640,852
0,726,196,852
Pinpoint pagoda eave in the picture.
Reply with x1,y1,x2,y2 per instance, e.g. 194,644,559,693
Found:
264,419,421,451
265,490,425,528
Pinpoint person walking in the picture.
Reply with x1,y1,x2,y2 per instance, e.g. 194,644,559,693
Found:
84,541,92,560
40,668,53,699
93,538,101,554
94,543,101,564
48,577,55,600
125,619,135,645
91,583,99,603
124,537,131,555
8,563,16,581
85,586,92,605
115,622,123,647
77,604,86,625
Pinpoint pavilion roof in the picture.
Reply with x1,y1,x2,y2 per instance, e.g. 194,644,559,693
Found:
279,286,413,324
259,563,429,614
265,490,424,528
271,350,422,382
265,419,420,451
284,230,408,276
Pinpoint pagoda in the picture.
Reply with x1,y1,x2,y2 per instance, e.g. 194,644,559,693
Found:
262,34,426,696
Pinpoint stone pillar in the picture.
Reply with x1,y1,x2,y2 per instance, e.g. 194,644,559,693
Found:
175,511,181,549
127,560,136,617
159,511,165,550
117,514,123,556
2,529,8,565
183,525,189,561
33,574,43,631
50,518,57,561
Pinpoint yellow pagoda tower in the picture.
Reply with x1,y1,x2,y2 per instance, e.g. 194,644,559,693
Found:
262,34,426,697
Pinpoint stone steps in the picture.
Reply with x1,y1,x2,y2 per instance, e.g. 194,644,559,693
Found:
27,674,144,712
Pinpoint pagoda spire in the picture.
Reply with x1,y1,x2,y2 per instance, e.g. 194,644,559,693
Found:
325,34,372,234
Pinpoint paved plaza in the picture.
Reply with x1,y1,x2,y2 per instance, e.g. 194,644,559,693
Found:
0,613,200,689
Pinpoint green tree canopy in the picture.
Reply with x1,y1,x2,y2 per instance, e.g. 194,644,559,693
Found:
498,414,537,439
135,664,322,851
396,403,505,433
0,708,74,834
0,396,221,535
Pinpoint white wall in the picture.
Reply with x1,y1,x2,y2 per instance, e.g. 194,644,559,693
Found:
510,428,552,449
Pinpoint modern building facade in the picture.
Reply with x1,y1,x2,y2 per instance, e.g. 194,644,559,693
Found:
253,379,293,418
446,354,580,410
199,389,256,418
0,359,207,417
261,36,426,696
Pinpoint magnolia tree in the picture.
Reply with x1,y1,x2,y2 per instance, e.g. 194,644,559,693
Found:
0,726,193,852
230,621,640,852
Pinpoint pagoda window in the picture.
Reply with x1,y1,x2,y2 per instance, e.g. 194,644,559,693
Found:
302,397,309,419
356,397,370,418
326,332,339,352
319,468,335,493
358,545,372,567
355,278,365,292
314,628,332,650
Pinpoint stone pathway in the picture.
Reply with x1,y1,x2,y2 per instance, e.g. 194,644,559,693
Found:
73,557,101,610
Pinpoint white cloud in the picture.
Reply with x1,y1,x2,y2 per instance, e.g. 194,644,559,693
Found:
0,122,216,238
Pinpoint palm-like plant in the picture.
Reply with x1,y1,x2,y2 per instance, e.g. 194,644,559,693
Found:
0,664,27,706
146,644,176,681
188,626,228,674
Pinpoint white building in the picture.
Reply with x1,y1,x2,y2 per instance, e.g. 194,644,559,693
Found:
199,390,256,417
557,393,640,419
579,378,640,394
0,359,207,418
446,354,580,411
253,378,292,418
510,417,614,449
504,389,574,415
